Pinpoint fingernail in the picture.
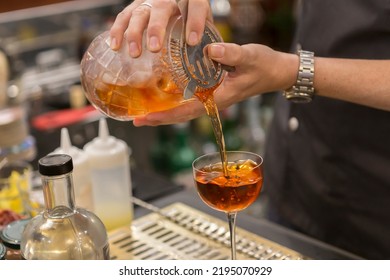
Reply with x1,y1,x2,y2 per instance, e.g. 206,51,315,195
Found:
110,37,118,50
149,36,160,51
188,31,199,45
129,41,140,57
209,44,225,58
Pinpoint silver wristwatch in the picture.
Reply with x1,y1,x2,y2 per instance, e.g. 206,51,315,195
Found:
283,50,315,103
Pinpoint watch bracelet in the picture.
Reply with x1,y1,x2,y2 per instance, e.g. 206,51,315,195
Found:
283,50,315,103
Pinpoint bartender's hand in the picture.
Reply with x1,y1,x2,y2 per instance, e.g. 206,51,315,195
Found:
133,43,298,126
109,0,299,127
109,0,213,57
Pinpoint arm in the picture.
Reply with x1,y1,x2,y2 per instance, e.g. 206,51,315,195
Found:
109,1,390,127
133,43,390,126
315,57,390,110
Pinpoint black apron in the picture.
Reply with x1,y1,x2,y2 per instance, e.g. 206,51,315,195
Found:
265,0,390,259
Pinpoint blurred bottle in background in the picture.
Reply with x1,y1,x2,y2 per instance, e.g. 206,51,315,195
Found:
150,123,196,178
169,123,197,175
0,160,32,217
150,126,173,176
220,104,244,151
0,49,36,163
83,118,133,231
211,0,233,42
52,127,93,211
241,96,267,156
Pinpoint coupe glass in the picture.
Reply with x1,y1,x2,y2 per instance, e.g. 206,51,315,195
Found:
192,151,263,260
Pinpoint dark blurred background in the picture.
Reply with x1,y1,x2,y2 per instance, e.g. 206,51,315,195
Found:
0,0,296,182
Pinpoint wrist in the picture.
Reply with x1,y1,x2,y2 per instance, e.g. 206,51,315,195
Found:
282,52,301,90
269,51,300,93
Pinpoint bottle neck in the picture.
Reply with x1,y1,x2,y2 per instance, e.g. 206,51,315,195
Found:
41,172,76,218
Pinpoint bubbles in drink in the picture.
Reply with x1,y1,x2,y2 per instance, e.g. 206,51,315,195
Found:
194,159,263,212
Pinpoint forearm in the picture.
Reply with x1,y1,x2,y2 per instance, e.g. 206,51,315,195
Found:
314,57,390,111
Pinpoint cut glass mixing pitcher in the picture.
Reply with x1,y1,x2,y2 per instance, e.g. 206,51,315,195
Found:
80,15,226,121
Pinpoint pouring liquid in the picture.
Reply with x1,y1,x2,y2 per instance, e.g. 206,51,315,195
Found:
195,90,229,177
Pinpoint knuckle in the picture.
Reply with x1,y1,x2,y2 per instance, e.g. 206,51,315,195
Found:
132,8,149,17
154,0,177,11
148,22,166,34
155,0,173,7
125,29,136,40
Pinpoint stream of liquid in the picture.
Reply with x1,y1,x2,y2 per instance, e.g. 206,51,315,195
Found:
195,90,229,177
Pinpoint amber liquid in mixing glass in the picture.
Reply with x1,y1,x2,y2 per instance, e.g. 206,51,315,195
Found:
93,76,186,119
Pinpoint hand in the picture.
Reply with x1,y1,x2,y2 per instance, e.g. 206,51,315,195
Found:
133,43,298,126
109,0,213,57
109,0,298,127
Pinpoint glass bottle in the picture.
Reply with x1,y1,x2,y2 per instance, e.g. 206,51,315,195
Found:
150,126,173,176
20,154,110,260
221,104,243,151
169,123,196,175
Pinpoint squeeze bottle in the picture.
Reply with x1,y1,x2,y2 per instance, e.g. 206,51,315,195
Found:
83,118,133,231
53,127,93,210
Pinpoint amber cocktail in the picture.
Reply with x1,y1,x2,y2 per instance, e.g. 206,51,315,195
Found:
193,151,263,259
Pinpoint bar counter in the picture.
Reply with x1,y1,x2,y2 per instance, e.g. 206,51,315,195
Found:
131,170,362,260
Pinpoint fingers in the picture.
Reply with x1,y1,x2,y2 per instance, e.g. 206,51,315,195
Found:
125,3,154,57
146,0,178,51
110,0,213,57
110,0,179,57
186,0,212,45
110,0,144,51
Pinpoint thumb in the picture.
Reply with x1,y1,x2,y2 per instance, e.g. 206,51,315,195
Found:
207,43,242,66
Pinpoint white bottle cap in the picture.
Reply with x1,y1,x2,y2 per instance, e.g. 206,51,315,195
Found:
52,127,92,210
53,128,89,170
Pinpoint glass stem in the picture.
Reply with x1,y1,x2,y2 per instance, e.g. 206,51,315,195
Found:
227,211,237,260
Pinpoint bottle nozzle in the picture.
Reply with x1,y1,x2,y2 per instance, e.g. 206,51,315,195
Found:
60,128,72,154
98,118,109,142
